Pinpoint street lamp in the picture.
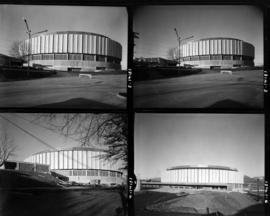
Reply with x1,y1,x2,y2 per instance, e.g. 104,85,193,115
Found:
23,18,48,76
174,28,193,72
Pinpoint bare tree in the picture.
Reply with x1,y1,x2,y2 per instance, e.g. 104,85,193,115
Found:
34,114,128,170
0,132,16,167
9,40,26,59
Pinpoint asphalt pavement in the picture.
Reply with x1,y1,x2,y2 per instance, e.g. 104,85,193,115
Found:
134,70,263,109
0,74,126,109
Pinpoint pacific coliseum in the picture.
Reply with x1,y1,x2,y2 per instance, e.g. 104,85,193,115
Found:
24,147,124,185
20,31,122,71
176,37,255,68
161,165,243,191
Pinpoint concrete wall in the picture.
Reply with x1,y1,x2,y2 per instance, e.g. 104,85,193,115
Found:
21,31,122,71
162,168,244,187
181,38,254,58
22,32,122,59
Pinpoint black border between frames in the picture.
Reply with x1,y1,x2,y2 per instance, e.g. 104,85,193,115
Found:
264,5,270,214
127,6,135,216
0,1,269,216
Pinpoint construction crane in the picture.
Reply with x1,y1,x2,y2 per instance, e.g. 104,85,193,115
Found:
174,28,193,71
23,18,48,75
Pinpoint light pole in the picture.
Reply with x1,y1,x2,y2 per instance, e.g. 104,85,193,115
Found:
174,28,193,72
23,18,48,76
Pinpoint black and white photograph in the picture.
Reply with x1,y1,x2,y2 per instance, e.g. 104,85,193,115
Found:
133,6,263,109
0,113,128,216
0,2,269,216
0,5,127,109
135,113,265,216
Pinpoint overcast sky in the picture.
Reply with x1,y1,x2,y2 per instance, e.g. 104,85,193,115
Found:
0,5,127,69
134,5,263,66
135,113,264,179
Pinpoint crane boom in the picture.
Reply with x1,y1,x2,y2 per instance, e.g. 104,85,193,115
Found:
32,30,48,36
23,18,31,33
182,36,194,41
174,28,180,41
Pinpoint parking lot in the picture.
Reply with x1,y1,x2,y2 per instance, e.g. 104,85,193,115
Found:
134,70,263,109
0,74,126,109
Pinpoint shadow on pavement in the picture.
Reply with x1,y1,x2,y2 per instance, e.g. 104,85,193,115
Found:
232,203,265,216
32,98,121,109
208,99,256,109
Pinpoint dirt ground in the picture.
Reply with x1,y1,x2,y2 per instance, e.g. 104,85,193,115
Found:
135,190,265,216
134,70,263,109
0,74,126,109
0,189,125,216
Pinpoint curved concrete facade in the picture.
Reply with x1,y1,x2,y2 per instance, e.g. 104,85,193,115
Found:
21,31,122,71
24,147,123,185
176,37,254,68
161,165,243,191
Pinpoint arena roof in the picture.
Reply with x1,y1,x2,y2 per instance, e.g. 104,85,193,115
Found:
31,31,112,40
33,147,107,155
167,165,238,171
183,37,254,47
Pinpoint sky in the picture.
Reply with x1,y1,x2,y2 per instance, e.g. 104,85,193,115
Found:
133,5,264,66
135,113,264,179
0,5,128,69
0,113,96,161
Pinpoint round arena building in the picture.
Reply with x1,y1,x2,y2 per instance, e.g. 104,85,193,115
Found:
24,147,123,185
20,31,122,71
161,165,243,191
176,37,254,68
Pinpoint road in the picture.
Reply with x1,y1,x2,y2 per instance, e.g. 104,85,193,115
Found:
134,70,263,109
0,74,126,109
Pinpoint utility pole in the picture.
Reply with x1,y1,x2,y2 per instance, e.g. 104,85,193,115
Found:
174,28,194,72
23,18,48,76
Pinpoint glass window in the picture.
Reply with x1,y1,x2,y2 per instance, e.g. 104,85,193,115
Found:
100,170,108,176
42,54,54,60
55,54,67,60
68,54,82,60
83,54,95,61
96,55,105,62
32,55,42,60
233,55,241,60
223,55,231,60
